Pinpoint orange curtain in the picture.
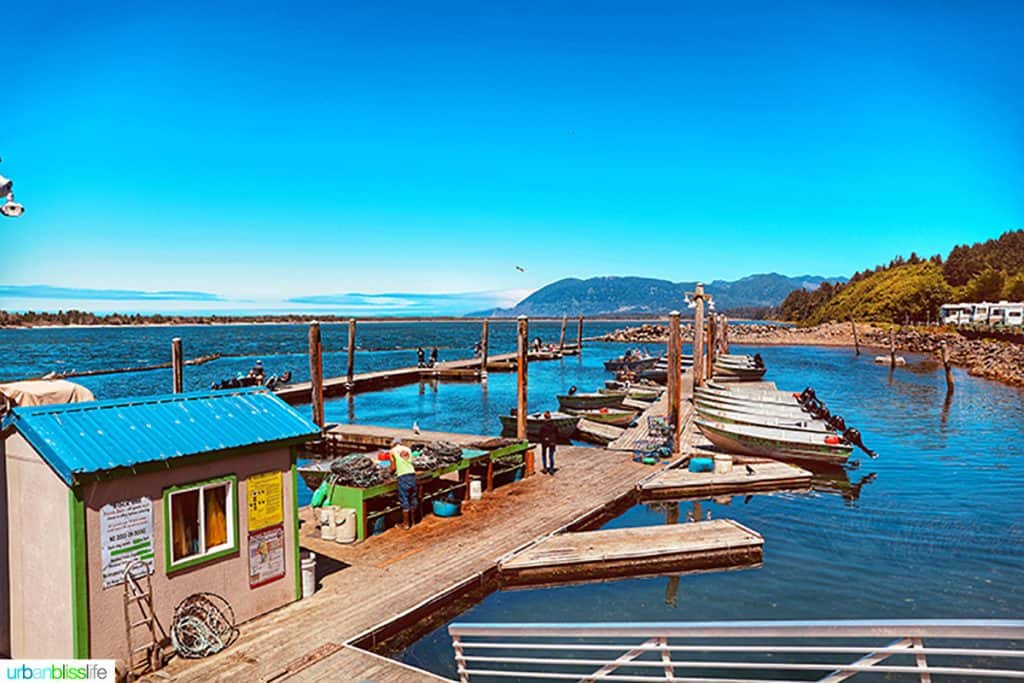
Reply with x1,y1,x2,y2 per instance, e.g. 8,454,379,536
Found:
172,496,189,560
204,486,228,548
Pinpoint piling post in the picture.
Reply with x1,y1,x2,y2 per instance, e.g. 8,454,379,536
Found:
667,311,682,454
558,315,568,351
516,316,529,441
889,327,896,369
309,322,325,429
480,319,490,381
692,284,705,387
722,315,729,353
171,337,183,393
346,318,357,388
707,313,717,379
941,340,954,395
851,318,861,356
576,315,585,351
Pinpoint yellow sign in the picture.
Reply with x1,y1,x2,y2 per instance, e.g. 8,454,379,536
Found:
248,471,283,531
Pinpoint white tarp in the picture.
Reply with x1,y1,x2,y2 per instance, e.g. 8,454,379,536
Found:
0,379,95,408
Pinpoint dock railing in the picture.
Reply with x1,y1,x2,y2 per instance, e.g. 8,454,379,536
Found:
449,620,1024,681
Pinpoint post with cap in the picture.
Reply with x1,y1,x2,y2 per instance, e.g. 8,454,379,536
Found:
516,315,529,441
691,283,706,387
171,337,183,393
667,311,682,454
309,321,325,429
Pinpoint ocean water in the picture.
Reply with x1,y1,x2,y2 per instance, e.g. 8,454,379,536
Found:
2,324,1022,679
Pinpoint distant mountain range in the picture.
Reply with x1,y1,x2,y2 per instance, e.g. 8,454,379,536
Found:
470,273,847,318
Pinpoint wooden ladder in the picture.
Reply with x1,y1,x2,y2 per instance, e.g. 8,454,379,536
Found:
122,560,161,679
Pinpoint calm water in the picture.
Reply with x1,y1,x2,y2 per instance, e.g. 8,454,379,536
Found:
3,325,1023,679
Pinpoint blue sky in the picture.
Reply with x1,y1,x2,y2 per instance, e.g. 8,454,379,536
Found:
3,0,1022,314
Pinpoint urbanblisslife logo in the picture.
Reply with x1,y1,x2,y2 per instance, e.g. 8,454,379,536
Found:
2,661,115,681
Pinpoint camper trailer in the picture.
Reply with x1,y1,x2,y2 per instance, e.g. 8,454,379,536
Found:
987,301,1024,327
939,304,972,326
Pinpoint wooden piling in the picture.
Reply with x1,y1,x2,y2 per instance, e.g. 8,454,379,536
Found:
171,337,183,393
480,319,490,380
707,313,717,379
346,318,357,387
576,315,585,351
941,340,954,395
851,318,861,356
889,327,896,369
692,284,705,387
721,315,729,353
309,322,325,429
667,311,682,454
558,315,568,350
516,316,529,441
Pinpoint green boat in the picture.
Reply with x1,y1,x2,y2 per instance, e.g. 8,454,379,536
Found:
564,407,638,427
695,418,852,465
599,386,660,402
557,392,626,411
499,412,579,441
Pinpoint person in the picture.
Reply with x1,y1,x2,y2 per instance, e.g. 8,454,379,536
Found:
388,437,418,529
416,347,426,368
429,347,438,367
538,411,559,475
473,340,483,357
248,359,265,381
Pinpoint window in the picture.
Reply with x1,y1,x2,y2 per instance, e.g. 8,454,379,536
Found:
165,476,237,571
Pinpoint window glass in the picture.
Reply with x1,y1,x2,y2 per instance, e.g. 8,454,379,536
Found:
204,485,228,549
171,489,200,562
167,478,235,568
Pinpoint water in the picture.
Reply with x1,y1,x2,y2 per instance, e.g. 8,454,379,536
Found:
3,325,1023,678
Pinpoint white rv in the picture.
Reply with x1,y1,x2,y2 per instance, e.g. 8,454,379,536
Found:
987,301,1024,327
939,304,972,325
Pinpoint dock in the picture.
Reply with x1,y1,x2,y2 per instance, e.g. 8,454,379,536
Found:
499,520,763,587
640,458,813,500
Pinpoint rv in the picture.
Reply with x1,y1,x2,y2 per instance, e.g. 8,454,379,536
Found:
939,304,972,325
987,301,1024,327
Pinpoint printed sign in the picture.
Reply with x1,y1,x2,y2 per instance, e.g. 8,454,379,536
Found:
247,471,284,531
248,524,286,588
100,497,154,588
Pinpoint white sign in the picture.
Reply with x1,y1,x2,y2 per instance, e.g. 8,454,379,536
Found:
100,497,154,588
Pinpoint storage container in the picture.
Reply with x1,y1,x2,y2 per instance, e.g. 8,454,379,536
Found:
689,457,714,473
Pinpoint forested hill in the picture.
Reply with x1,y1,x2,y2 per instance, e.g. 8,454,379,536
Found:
779,229,1024,325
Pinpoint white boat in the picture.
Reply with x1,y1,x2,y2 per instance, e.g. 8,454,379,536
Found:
695,419,853,465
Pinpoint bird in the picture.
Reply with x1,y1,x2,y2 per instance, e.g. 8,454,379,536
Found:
745,464,755,476
515,265,526,272
412,421,421,435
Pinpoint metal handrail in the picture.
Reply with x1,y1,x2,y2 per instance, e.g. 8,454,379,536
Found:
449,620,1024,682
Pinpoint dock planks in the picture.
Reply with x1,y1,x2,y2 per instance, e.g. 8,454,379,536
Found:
499,520,763,586
640,459,812,500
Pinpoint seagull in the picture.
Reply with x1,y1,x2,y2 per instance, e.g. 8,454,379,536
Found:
412,421,421,435
515,265,526,272
745,464,755,476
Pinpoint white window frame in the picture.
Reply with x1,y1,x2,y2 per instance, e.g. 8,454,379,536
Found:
164,476,238,571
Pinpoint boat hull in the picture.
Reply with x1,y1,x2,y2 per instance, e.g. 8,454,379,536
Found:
696,419,851,465
557,392,626,411
499,413,579,441
694,394,813,418
564,408,638,427
695,404,832,433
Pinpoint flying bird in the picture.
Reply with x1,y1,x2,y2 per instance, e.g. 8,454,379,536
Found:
515,265,526,272
412,421,421,435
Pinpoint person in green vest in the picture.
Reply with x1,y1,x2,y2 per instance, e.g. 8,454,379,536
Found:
389,437,418,529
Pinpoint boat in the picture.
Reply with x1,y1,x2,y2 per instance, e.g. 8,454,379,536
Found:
695,404,832,433
499,412,579,441
599,386,660,401
696,385,800,406
695,418,853,465
603,354,660,372
557,392,626,411
712,364,767,380
694,393,815,419
563,407,638,427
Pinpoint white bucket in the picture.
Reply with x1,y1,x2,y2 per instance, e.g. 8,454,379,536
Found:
319,506,337,541
713,454,733,474
469,477,483,500
334,508,357,544
300,553,316,599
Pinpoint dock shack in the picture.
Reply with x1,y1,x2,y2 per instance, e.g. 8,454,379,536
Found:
0,388,319,665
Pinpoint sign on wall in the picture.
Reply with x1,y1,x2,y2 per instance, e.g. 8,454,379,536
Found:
100,497,154,588
248,524,286,588
247,471,283,531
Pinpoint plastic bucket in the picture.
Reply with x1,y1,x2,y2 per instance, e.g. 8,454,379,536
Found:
689,457,714,473
469,477,483,500
319,506,337,541
713,454,733,474
300,553,316,599
334,508,357,544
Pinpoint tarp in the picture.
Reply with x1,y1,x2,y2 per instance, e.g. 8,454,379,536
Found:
0,380,95,408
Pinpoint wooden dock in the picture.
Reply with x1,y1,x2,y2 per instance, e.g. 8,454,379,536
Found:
499,520,763,587
639,458,812,500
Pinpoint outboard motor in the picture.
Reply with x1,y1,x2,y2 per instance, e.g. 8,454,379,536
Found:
753,353,764,368
797,387,816,405
826,414,847,432
568,385,578,396
843,427,878,459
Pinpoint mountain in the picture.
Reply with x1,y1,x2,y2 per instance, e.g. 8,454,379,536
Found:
471,273,845,318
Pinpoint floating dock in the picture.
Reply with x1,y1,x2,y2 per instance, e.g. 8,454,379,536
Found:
640,458,813,500
499,520,763,587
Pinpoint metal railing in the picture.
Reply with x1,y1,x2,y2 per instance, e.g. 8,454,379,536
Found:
449,620,1024,682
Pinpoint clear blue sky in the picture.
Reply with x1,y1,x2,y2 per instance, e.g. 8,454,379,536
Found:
3,0,1022,311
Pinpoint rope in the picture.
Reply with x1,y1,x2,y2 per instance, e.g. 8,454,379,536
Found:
170,592,239,659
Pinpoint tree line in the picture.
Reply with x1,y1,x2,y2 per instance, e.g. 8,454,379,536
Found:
778,229,1024,325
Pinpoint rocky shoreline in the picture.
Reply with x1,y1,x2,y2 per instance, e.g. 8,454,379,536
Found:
599,321,1024,388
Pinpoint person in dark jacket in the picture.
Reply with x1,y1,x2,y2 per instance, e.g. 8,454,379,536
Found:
429,347,439,367
538,410,559,474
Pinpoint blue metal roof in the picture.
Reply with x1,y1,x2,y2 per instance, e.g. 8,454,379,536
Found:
1,388,320,486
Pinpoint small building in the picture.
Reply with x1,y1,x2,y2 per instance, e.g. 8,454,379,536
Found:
0,388,319,663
